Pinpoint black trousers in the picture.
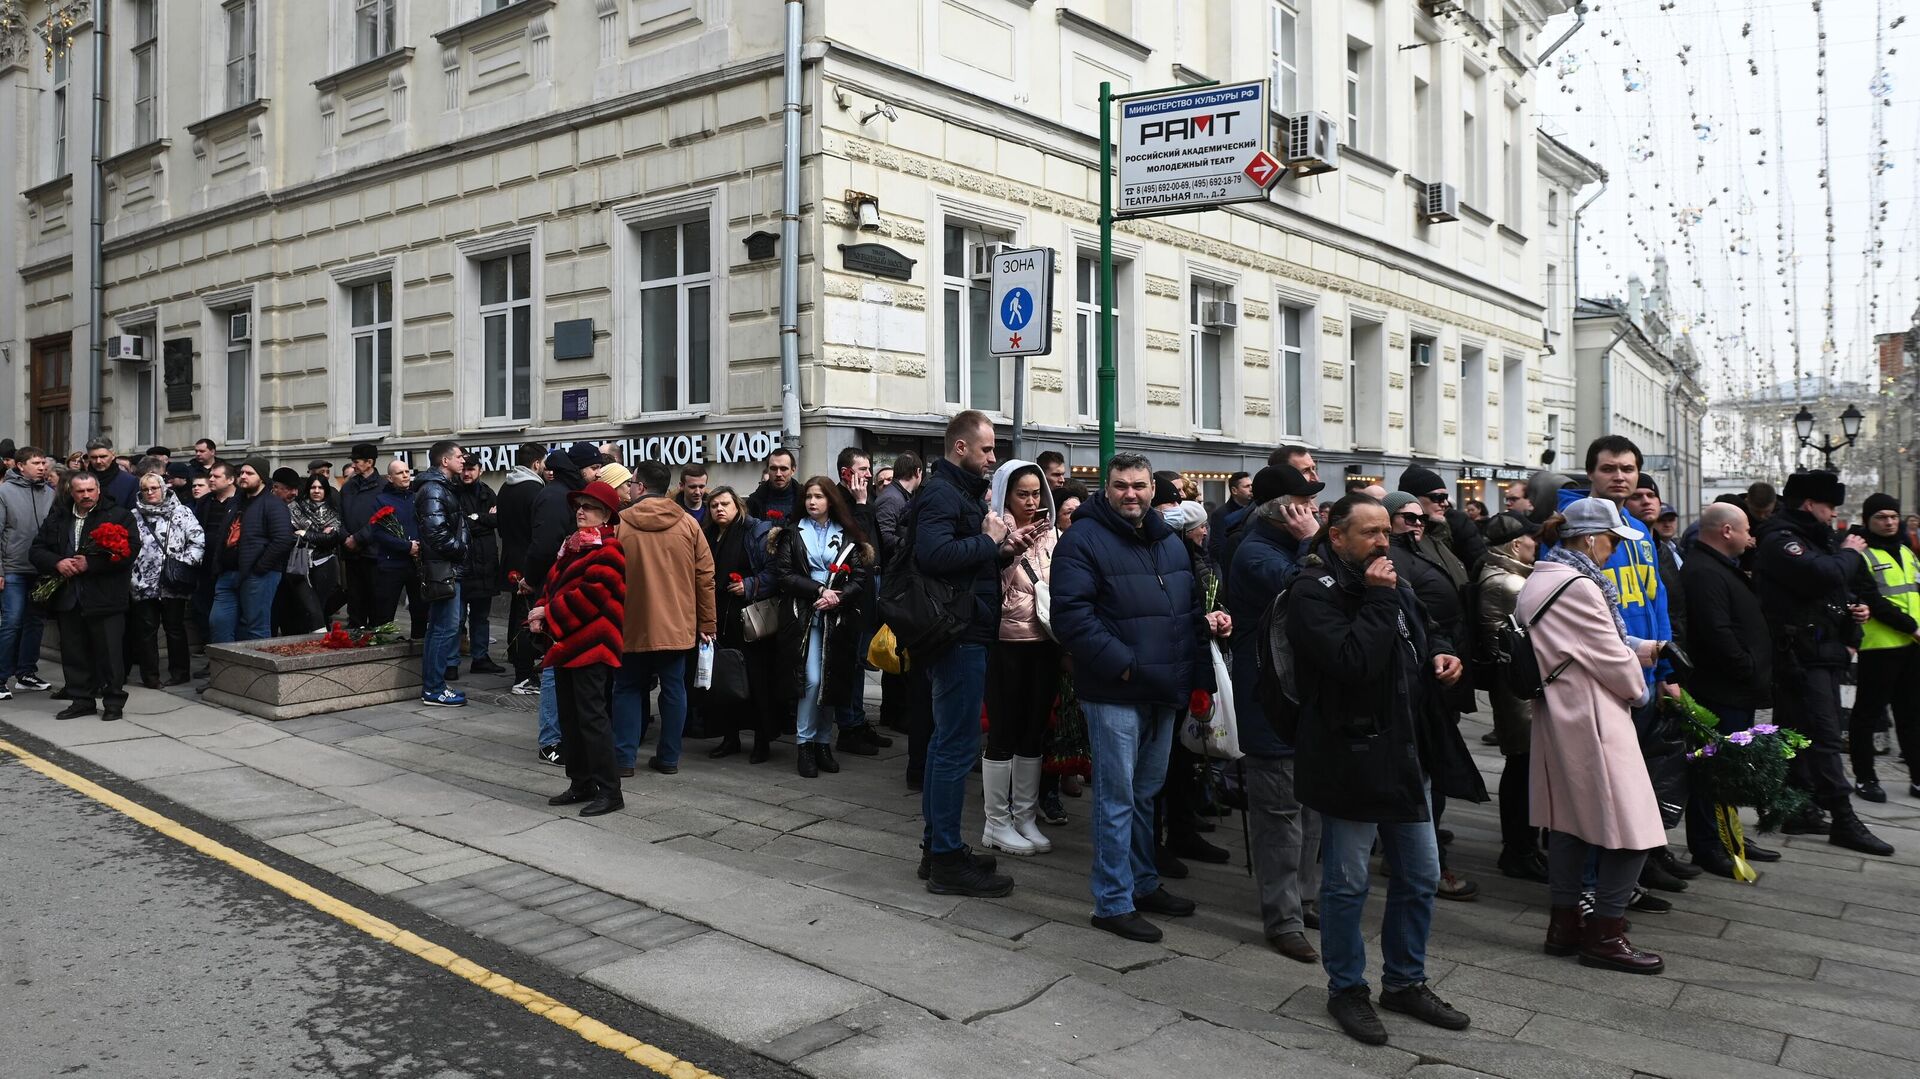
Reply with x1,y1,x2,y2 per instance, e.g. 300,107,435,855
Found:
59,608,127,711
556,664,619,797
368,566,425,636
344,557,377,627
275,574,323,636
507,590,535,681
984,639,1059,760
130,597,190,683
1498,752,1532,852
1850,646,1920,783
1779,663,1853,806
903,663,933,781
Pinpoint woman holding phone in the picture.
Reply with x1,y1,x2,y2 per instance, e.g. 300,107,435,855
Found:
980,460,1060,855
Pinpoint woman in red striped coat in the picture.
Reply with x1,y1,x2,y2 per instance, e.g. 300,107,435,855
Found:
528,480,627,817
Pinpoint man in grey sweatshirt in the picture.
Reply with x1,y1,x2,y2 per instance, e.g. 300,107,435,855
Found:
0,446,58,698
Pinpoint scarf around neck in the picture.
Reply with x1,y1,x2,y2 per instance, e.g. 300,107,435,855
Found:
1544,543,1632,644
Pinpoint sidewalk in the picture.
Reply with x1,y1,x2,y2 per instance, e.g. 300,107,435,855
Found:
8,668,1920,1079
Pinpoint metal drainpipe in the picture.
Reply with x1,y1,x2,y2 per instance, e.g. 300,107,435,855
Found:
87,0,108,440
778,0,803,457
1535,3,1588,68
1570,179,1606,335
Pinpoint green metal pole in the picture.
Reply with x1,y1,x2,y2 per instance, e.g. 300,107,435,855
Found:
1098,82,1118,474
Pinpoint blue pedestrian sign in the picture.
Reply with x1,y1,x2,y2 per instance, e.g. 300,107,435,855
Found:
988,247,1053,356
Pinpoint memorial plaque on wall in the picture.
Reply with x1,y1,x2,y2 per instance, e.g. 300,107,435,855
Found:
163,339,194,412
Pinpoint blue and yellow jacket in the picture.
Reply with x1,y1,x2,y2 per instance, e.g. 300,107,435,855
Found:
1556,486,1672,684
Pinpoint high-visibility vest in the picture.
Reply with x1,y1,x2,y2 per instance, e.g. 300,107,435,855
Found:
1861,544,1920,650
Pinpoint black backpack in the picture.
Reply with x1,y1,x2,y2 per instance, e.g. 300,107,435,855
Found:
1255,586,1303,743
1497,576,1580,700
875,498,972,662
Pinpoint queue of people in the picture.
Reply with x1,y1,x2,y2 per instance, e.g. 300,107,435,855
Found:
5,422,1917,1051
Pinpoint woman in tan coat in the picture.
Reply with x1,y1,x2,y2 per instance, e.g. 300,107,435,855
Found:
1519,497,1667,975
1475,512,1547,883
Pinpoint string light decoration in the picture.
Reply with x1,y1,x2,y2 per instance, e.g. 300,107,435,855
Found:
0,0,87,69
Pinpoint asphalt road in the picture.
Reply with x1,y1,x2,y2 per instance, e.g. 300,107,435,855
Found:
0,735,799,1079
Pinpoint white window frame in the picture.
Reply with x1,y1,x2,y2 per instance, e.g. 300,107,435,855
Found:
1544,263,1559,336
633,219,714,416
1270,1,1301,116
1461,340,1489,461
1501,352,1528,464
328,258,401,437
1407,324,1441,457
1073,253,1101,424
1344,42,1369,152
1503,97,1524,225
131,0,158,146
1187,277,1233,434
611,187,725,422
942,222,1005,414
455,227,542,431
355,0,399,64
1462,64,1486,207
52,47,70,177
1547,188,1560,227
224,0,258,110
351,279,396,430
1347,307,1387,452
1274,302,1308,440
1068,226,1141,431
478,253,533,424
118,314,160,446
202,286,257,448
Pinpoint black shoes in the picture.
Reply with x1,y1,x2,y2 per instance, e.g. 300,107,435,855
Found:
709,735,741,760
1090,911,1162,943
1639,858,1688,893
1378,983,1471,1031
749,737,771,764
925,848,1014,897
470,658,506,675
1690,847,1739,879
816,745,840,774
1743,842,1781,862
836,725,881,757
548,787,594,806
444,666,460,682
101,708,122,722
647,756,678,775
1829,807,1896,856
1855,780,1888,803
1781,806,1830,835
54,702,96,720
580,796,623,817
1134,886,1196,917
1498,846,1551,882
916,844,997,881
1651,847,1703,880
539,745,563,766
797,744,819,778
1155,847,1190,879
1269,931,1319,963
1169,834,1231,864
1626,887,1672,914
1327,986,1388,1045
1301,900,1320,930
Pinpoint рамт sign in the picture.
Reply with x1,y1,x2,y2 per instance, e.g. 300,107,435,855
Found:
1117,81,1271,217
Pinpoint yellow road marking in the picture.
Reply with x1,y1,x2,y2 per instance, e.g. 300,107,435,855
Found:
0,737,724,1079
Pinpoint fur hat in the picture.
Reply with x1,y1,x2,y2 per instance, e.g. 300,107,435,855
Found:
1782,470,1846,508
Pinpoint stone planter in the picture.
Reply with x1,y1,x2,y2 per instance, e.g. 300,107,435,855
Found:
202,634,424,721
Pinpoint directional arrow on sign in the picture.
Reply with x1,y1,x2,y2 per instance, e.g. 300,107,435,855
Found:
1243,150,1281,190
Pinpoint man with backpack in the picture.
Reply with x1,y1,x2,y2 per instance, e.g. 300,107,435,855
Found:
1225,464,1324,963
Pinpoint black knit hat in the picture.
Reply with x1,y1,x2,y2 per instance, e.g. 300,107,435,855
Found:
1637,474,1661,497
271,467,302,489
1863,492,1901,519
1398,464,1446,497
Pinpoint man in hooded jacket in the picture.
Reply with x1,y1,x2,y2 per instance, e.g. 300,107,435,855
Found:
1844,492,1920,805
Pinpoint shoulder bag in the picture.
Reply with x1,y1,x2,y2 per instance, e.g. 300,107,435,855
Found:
418,557,457,602
1020,557,1053,640
876,501,972,660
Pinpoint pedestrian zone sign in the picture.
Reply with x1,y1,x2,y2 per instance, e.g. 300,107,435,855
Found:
989,246,1053,356
1118,80,1272,217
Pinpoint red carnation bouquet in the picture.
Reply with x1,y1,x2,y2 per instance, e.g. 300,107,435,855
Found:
33,521,133,603
369,504,406,539
767,510,785,521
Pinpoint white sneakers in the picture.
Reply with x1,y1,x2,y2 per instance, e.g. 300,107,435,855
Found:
981,756,1053,856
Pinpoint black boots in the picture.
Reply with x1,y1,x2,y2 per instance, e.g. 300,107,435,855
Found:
1828,803,1895,856
924,848,1013,897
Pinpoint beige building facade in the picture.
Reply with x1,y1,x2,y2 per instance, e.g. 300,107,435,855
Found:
4,0,1578,497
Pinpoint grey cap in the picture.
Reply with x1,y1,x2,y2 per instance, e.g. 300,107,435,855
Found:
1560,496,1640,541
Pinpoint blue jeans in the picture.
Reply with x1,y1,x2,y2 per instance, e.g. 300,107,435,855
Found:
796,623,830,744
464,594,493,661
1319,802,1441,994
922,643,988,855
421,583,463,696
1,572,47,679
1083,700,1177,918
210,570,282,643
538,667,561,747
614,650,689,768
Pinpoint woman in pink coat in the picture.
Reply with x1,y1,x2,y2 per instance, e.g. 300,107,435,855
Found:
1519,497,1667,976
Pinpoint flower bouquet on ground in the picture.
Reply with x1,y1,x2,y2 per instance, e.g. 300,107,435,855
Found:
1044,673,1092,779
33,521,133,603
1663,689,1813,882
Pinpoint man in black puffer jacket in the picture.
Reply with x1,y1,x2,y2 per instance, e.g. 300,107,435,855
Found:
912,411,1039,899
495,442,547,692
457,453,504,677
414,440,470,707
525,442,602,592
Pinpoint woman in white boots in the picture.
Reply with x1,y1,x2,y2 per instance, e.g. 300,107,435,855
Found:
982,460,1062,857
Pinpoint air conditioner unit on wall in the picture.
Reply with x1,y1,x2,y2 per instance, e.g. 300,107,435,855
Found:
1281,112,1340,177
1422,181,1460,224
228,311,252,340
968,242,1012,281
105,336,145,363
1412,340,1434,367
1201,301,1241,329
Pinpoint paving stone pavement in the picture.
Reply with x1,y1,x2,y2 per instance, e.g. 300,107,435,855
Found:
8,669,1920,1079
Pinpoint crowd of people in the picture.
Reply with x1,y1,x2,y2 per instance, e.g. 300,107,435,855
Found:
1,418,1913,1048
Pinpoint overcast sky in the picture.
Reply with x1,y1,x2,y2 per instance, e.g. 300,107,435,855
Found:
1537,0,1918,415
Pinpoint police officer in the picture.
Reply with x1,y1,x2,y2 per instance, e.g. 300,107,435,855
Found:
1753,470,1895,856
1847,494,1920,804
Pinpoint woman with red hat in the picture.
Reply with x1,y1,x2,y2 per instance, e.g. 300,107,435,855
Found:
528,480,627,816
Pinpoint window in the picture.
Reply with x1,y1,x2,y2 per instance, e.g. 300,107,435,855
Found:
1270,2,1300,115
1461,343,1487,459
355,0,398,63
482,0,521,12
351,280,395,428
1544,263,1559,335
125,323,158,446
132,0,157,145
1189,281,1227,432
224,308,254,444
1348,316,1384,450
1502,354,1527,463
636,219,712,413
1504,101,1524,224
1547,188,1561,226
1412,75,1434,179
942,223,1005,412
1344,44,1370,150
1074,255,1102,422
52,47,69,176
1462,65,1486,206
225,0,257,109
479,252,533,422
1409,333,1438,454
1276,305,1305,437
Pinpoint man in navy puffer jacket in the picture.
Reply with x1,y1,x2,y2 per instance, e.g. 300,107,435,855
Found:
1052,452,1229,944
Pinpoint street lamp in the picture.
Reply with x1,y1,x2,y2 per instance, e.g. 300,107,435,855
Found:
1793,404,1864,468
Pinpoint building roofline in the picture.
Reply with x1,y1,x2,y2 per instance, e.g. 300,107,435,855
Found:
1536,129,1608,184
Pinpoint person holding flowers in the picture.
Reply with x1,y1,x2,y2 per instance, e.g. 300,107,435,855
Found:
770,476,874,778
30,471,140,721
1519,498,1667,975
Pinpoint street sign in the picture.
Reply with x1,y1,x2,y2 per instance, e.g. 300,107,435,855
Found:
1117,80,1271,217
989,246,1053,356
1243,150,1281,189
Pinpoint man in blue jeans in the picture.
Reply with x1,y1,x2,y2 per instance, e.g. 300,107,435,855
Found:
913,411,1039,897
611,460,715,775
209,458,292,644
0,446,58,699
1286,494,1471,1046
414,441,471,707
1050,452,1227,943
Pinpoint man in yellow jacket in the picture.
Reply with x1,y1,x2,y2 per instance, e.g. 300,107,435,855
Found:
611,460,717,777
1850,493,1920,803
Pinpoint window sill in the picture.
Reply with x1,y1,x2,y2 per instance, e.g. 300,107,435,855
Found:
1458,202,1495,227
102,138,172,174
1496,222,1529,244
631,408,714,425
22,173,74,202
472,418,535,433
1339,144,1399,177
186,98,271,138
314,48,416,93
434,0,556,47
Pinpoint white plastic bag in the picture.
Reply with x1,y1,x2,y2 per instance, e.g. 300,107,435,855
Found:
1178,641,1243,760
694,640,715,690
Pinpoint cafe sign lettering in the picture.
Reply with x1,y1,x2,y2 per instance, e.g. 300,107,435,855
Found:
465,428,785,472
